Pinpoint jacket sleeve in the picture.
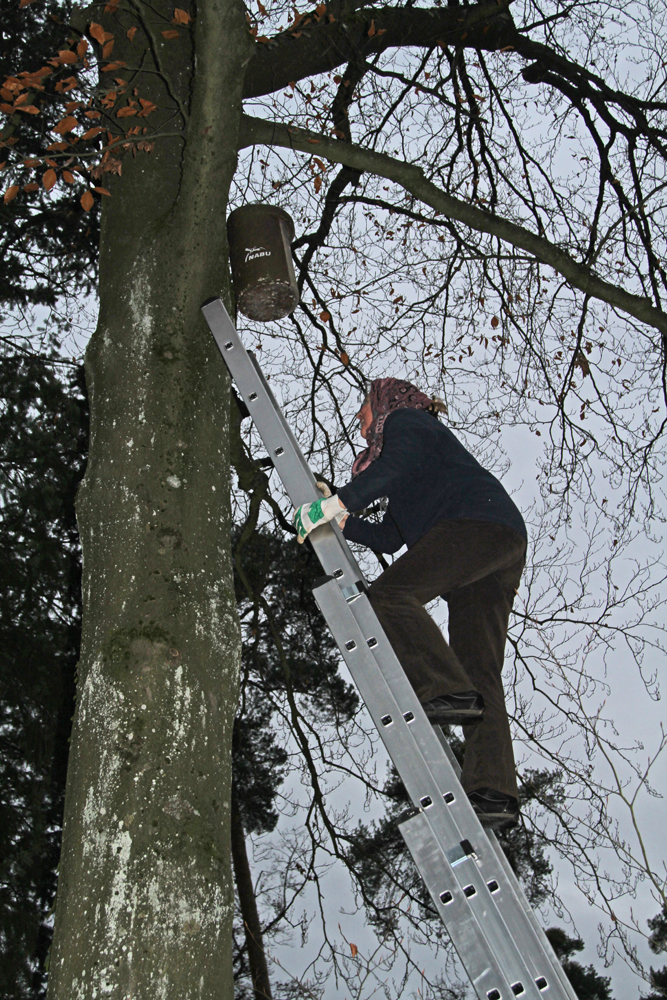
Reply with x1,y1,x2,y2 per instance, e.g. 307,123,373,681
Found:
338,411,423,512
342,510,404,554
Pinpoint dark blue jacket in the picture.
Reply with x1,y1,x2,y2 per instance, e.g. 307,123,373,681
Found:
338,408,526,553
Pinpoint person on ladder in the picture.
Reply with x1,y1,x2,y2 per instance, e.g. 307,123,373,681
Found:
293,378,527,829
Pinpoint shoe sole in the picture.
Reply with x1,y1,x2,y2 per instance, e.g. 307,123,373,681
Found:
424,709,484,727
476,812,520,830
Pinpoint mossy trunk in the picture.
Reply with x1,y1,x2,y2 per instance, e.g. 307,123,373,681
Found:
47,1,254,996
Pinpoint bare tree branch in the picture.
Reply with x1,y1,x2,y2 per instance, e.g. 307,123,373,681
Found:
242,0,515,99
240,114,667,338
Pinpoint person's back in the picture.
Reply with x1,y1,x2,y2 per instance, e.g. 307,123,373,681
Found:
339,407,526,552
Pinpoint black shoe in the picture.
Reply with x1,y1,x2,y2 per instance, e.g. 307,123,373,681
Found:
421,691,485,727
468,787,520,829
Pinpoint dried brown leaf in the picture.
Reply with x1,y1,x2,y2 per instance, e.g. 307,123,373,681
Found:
137,98,156,117
53,115,78,134
89,22,107,44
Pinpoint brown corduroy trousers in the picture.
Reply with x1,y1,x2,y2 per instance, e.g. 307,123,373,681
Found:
367,519,526,800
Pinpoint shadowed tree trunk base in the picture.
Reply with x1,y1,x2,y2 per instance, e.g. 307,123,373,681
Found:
231,784,273,1000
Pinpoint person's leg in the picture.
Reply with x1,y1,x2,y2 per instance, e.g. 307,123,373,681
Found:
446,556,525,801
368,567,471,704
367,520,525,705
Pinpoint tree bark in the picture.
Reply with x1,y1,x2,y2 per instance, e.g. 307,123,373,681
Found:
47,2,254,997
242,0,515,99
231,786,273,1000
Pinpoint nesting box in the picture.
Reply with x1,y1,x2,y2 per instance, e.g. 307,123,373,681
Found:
227,204,299,322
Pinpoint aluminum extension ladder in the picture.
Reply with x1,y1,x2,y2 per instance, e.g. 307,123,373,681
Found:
202,298,577,1000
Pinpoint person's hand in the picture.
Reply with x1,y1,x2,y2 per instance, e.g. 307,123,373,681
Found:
293,494,346,543
316,481,348,531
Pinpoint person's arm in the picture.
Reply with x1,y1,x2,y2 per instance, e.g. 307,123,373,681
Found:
338,410,423,513
342,510,404,554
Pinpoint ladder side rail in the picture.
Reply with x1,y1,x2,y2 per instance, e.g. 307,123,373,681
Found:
202,298,318,506
484,829,580,1000
400,811,545,1000
400,811,520,1000
244,360,370,598
432,728,580,1000
202,299,368,599
337,586,568,984
322,577,579,1000
316,578,570,1000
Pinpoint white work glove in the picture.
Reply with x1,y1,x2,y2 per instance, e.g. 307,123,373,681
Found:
316,481,348,528
293,493,346,543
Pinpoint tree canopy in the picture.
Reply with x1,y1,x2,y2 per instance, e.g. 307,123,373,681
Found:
1,0,665,998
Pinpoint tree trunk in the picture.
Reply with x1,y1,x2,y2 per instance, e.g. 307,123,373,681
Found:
47,2,254,996
231,785,273,1000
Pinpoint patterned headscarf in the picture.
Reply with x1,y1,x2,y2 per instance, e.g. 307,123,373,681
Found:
351,378,433,477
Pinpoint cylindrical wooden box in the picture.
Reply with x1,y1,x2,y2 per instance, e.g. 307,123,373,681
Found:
227,204,299,321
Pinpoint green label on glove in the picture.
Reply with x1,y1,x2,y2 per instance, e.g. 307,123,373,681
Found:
294,498,333,541
309,499,325,523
